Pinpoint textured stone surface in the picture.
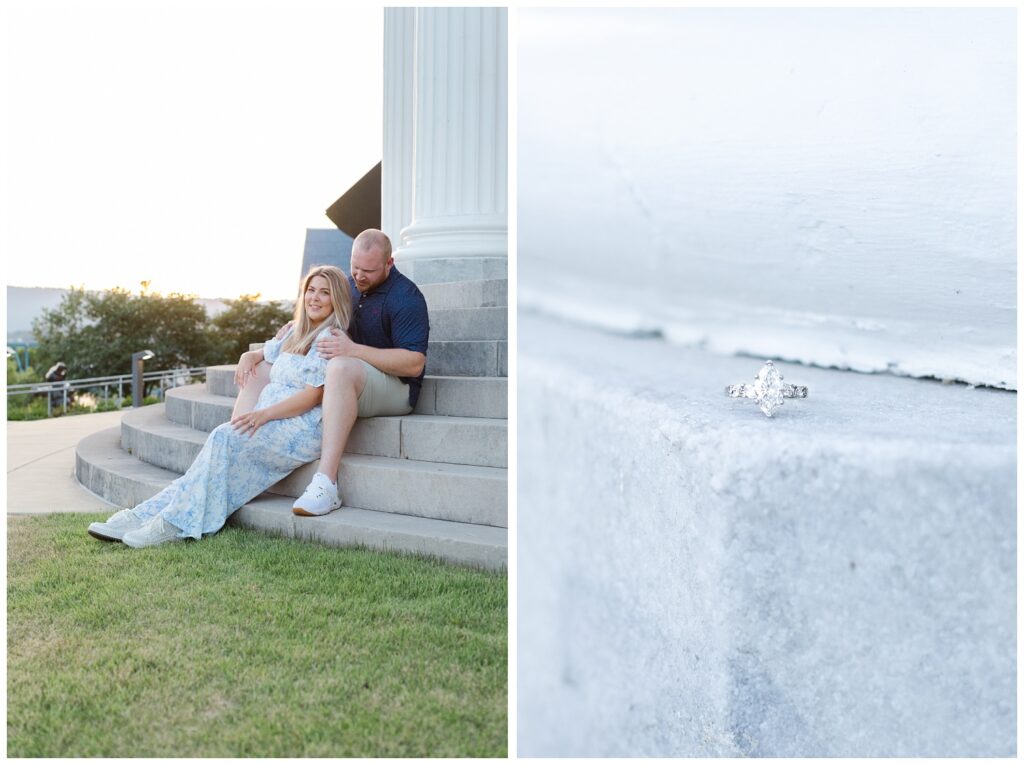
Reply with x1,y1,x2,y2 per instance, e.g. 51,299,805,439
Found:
426,340,503,377
206,365,241,398
402,255,507,284
420,278,508,310
224,342,508,380
76,427,180,508
164,388,405,454
272,455,507,528
206,367,508,420
518,312,1016,757
164,384,234,431
429,306,507,341
416,376,508,419
232,496,507,570
401,415,506,468
121,409,203,474
157,391,505,466
345,417,403,459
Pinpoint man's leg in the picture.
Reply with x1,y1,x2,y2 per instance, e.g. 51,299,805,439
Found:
293,358,368,516
318,357,368,479
231,361,271,418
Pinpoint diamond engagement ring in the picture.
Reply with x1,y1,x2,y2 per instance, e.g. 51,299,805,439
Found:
726,360,808,417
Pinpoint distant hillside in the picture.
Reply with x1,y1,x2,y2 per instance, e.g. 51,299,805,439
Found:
7,286,237,344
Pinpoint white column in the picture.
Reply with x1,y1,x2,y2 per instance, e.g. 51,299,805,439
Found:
382,8,415,248
393,8,508,277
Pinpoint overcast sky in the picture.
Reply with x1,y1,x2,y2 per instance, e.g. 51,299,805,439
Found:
2,0,382,301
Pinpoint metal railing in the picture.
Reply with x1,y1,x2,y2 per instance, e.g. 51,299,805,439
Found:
6,367,208,417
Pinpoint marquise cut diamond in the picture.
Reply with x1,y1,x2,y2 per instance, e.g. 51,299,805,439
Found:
753,361,785,417
725,360,808,417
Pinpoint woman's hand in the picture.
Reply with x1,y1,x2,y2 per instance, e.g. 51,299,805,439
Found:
230,407,273,436
235,351,260,388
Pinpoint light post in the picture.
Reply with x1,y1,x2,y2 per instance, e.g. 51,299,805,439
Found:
131,350,155,408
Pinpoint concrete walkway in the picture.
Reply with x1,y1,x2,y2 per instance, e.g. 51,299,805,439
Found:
8,410,121,515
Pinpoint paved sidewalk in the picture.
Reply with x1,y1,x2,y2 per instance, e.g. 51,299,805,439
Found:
8,411,122,515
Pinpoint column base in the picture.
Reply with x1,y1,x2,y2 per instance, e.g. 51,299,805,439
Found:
397,215,506,255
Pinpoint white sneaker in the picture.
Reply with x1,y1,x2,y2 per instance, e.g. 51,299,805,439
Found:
87,508,146,542
122,515,183,549
292,472,342,516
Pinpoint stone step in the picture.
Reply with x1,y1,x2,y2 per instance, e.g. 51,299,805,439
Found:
429,306,507,341
207,366,244,397
416,376,507,419
232,496,506,571
204,367,507,418
426,340,507,377
402,255,507,285
75,428,505,570
420,278,507,310
162,388,507,467
270,454,505,528
165,385,235,431
120,405,506,527
77,426,179,509
121,406,206,475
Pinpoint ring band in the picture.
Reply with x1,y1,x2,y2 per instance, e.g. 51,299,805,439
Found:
725,383,808,398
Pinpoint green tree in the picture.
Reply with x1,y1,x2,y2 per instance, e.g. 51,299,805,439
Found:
30,287,89,375
32,286,212,378
206,294,294,364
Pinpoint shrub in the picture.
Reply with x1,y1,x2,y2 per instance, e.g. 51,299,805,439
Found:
94,399,127,413
7,396,49,421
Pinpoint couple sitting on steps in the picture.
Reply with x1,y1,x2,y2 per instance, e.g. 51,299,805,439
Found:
87,228,430,549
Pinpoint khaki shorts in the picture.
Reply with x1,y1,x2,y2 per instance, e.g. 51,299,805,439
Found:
356,360,413,418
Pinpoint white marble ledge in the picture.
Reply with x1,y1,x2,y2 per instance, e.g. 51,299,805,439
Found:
519,310,1015,460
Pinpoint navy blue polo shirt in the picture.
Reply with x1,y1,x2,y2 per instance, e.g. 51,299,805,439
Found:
348,266,429,406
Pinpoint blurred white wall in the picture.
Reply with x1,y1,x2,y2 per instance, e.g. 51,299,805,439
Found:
519,8,1016,388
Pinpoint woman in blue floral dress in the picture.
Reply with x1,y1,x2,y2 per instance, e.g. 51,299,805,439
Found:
87,265,352,548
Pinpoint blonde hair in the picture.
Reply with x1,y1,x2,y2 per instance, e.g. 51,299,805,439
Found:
282,265,352,355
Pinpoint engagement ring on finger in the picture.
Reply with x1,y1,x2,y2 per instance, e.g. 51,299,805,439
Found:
726,360,808,417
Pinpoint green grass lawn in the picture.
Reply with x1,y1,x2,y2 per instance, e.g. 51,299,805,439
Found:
8,513,507,757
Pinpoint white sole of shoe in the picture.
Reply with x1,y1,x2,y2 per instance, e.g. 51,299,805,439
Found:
292,501,342,517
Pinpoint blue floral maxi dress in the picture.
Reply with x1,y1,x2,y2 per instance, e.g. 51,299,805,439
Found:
131,329,329,539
